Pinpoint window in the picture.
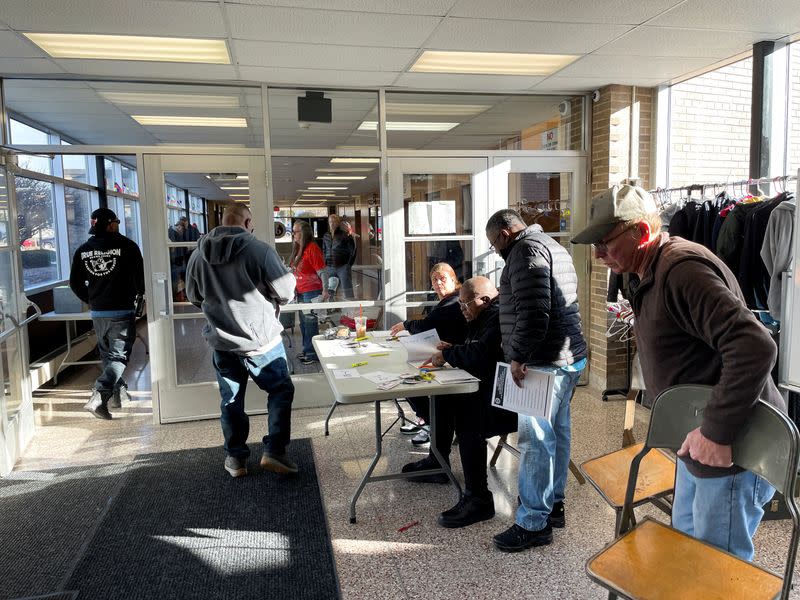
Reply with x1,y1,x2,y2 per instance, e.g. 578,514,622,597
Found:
9,119,52,175
788,42,800,176
121,163,138,196
64,187,92,260
60,142,90,184
16,176,59,288
667,57,753,186
104,159,115,191
123,199,141,246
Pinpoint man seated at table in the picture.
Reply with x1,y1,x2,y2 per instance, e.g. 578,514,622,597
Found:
425,276,517,527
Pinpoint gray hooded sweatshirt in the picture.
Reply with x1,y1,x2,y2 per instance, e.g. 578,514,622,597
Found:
186,226,296,355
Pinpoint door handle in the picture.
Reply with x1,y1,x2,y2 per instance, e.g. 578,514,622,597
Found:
154,273,170,318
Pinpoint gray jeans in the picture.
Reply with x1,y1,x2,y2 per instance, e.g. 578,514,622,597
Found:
92,314,135,394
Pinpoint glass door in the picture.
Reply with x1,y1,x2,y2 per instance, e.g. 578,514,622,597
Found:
0,162,39,475
385,158,489,325
142,154,270,423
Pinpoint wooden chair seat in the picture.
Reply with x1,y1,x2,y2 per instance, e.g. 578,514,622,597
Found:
587,518,782,600
581,442,675,507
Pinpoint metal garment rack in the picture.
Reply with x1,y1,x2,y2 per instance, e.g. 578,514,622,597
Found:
650,174,798,200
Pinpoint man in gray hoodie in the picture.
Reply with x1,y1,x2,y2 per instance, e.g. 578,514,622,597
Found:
186,205,298,478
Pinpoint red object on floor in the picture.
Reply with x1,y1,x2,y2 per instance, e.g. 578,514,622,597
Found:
397,520,420,533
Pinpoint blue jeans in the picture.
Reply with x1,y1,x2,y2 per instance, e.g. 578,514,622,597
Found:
516,366,582,531
92,314,135,394
672,459,775,561
297,290,321,358
212,343,294,459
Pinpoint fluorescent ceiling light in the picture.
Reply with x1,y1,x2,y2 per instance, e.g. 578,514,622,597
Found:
330,158,380,164
302,193,335,197
316,176,367,180
230,194,249,197
23,33,231,64
99,91,239,108
410,50,578,76
387,102,490,116
309,186,347,190
220,186,249,190
237,175,248,180
133,115,247,127
316,168,373,173
358,121,458,132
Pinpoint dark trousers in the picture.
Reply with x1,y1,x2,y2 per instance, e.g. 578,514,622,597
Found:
92,314,135,395
212,344,294,459
442,393,491,498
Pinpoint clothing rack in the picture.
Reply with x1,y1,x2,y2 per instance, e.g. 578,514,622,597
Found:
650,175,797,200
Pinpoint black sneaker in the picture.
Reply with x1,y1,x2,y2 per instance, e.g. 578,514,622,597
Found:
299,355,319,365
493,523,553,552
260,452,299,475
84,390,112,420
548,501,565,528
295,352,306,360
438,494,495,528
224,456,247,478
401,456,449,484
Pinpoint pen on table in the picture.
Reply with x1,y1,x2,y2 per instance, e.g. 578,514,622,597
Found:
368,352,389,357
351,361,368,367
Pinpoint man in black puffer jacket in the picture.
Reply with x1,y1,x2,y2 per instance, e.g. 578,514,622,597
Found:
485,209,587,553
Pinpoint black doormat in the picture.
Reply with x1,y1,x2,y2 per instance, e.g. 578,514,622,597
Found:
66,440,340,600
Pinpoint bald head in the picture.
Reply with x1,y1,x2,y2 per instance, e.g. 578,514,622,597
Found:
461,276,497,300
222,204,252,229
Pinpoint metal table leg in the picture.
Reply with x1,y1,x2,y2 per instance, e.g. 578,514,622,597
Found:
324,399,340,436
428,395,462,496
349,400,384,523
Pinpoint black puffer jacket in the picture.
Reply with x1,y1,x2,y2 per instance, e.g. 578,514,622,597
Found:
498,224,586,367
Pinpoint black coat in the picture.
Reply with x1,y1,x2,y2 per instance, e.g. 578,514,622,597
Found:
404,293,467,345
442,298,517,437
498,225,586,367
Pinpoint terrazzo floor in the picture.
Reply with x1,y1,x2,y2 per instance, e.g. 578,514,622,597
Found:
12,339,800,600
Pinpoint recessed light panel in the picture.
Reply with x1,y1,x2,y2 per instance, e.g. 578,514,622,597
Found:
358,121,458,132
410,50,577,76
330,158,380,164
132,116,247,127
100,91,239,108
23,33,231,64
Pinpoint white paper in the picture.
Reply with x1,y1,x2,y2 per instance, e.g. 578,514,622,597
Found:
429,201,456,234
408,202,431,235
491,362,555,419
433,368,479,385
333,369,361,380
399,329,442,365
361,371,402,385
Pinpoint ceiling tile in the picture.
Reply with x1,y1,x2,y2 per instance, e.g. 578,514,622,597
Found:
0,30,49,57
1,0,226,37
647,0,800,34
53,59,238,80
226,4,440,47
0,58,66,75
233,40,417,71
448,0,681,25
550,54,716,80
225,0,454,15
425,18,633,54
532,76,668,92
239,66,398,87
392,72,544,92
595,26,776,58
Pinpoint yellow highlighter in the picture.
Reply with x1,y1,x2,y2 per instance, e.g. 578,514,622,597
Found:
368,352,389,357
351,361,368,368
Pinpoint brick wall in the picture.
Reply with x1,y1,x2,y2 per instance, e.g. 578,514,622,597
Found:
587,85,654,391
668,57,752,186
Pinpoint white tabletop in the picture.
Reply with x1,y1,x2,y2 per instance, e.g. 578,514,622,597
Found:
312,333,479,404
39,310,94,321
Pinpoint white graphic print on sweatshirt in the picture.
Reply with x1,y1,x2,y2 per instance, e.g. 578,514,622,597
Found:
81,248,121,276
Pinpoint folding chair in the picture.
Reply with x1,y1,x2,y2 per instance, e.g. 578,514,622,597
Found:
580,442,675,532
586,384,800,600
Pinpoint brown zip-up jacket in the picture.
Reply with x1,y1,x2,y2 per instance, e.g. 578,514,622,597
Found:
630,234,785,478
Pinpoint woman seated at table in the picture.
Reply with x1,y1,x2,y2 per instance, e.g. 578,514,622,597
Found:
389,263,467,474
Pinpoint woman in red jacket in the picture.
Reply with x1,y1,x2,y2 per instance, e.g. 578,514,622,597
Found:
290,220,328,365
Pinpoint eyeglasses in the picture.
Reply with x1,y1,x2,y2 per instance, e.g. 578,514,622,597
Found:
458,297,482,308
488,231,502,250
591,225,633,252
111,219,121,224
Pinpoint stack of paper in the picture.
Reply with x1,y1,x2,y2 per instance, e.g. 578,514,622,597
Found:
433,369,480,385
399,329,441,368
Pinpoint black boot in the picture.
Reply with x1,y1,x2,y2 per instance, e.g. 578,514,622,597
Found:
438,493,495,528
548,501,565,528
401,456,448,484
84,390,112,420
492,523,553,552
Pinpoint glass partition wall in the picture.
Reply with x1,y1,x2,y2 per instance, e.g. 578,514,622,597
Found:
3,78,588,423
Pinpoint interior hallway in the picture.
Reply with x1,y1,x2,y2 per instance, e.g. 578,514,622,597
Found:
7,341,800,599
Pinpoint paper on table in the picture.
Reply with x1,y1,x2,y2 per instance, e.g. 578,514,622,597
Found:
433,368,479,384
361,371,402,386
399,329,441,366
491,362,555,420
333,369,361,380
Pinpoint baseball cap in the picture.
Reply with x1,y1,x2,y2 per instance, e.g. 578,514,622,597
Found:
571,184,658,245
89,207,118,235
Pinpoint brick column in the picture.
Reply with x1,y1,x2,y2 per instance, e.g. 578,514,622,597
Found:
587,85,654,391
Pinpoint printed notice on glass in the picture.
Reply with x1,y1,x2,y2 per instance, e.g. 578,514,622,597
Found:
491,362,555,420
